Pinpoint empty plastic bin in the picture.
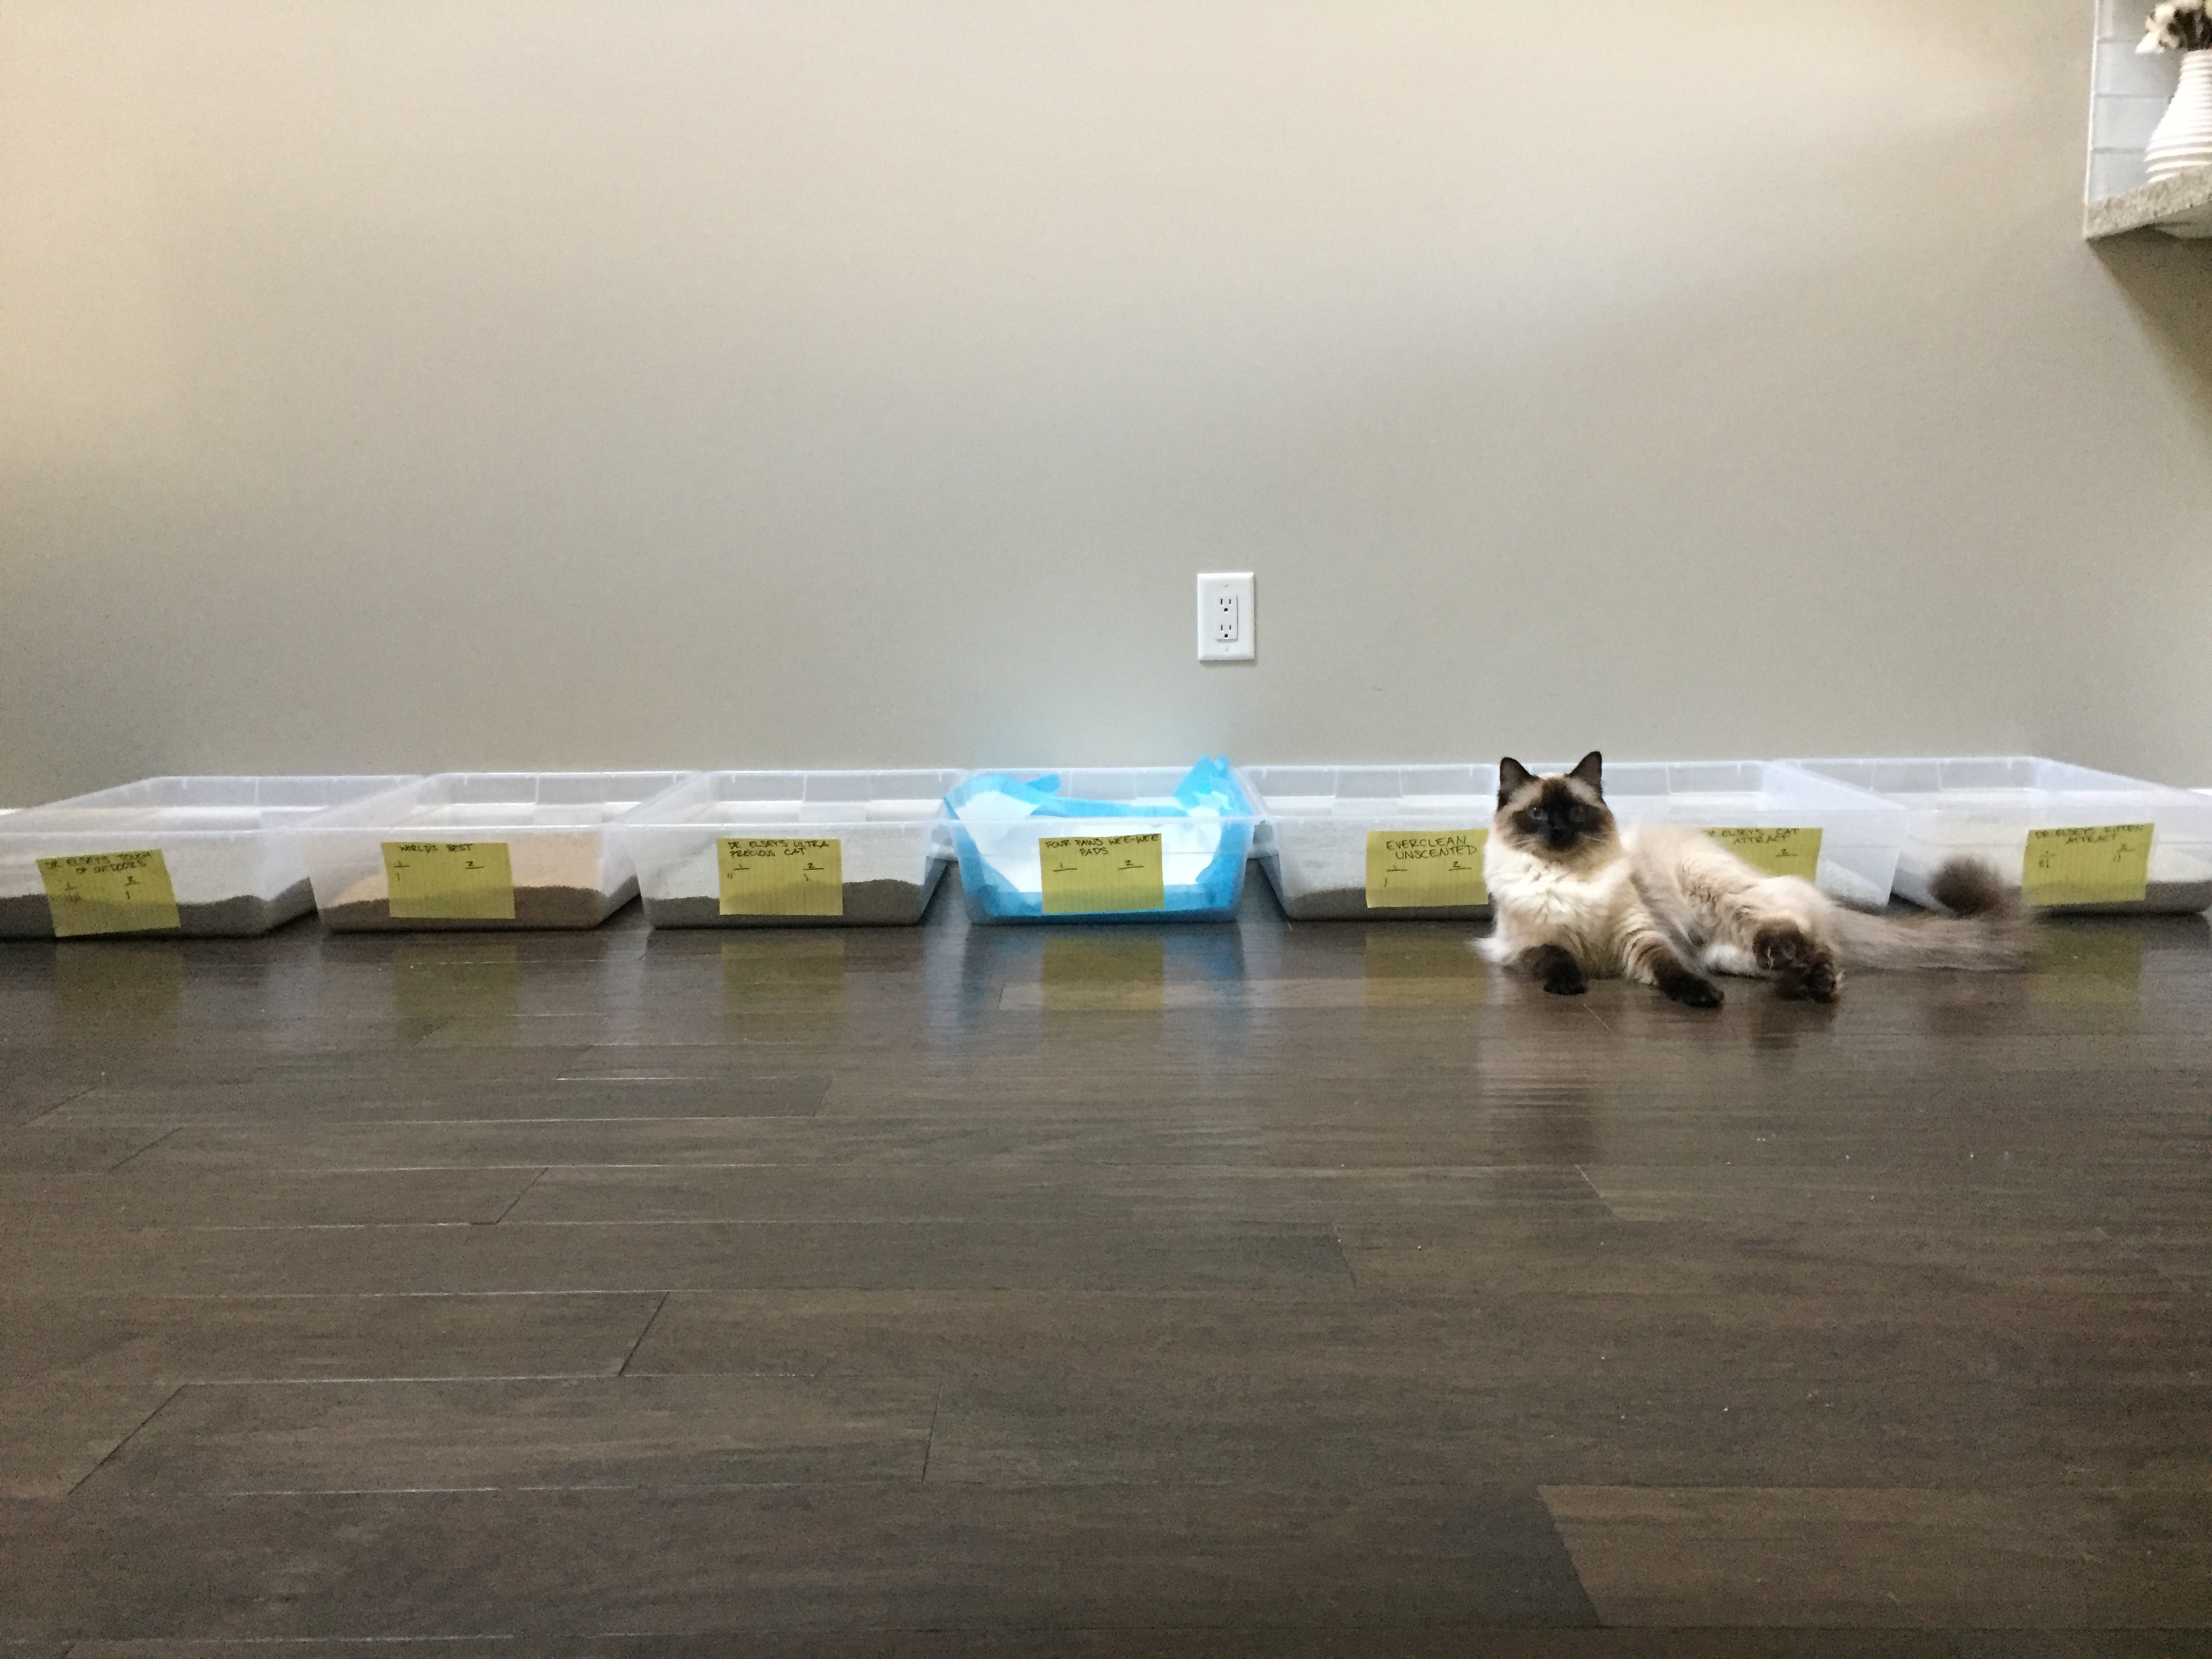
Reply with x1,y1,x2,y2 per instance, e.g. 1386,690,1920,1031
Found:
1789,757,2212,914
0,775,414,939
945,763,1260,924
1534,760,1908,908
617,770,964,927
301,772,691,930
1246,765,1498,920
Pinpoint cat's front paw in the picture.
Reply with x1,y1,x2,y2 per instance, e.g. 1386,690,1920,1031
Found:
1775,958,1841,1003
1541,966,1587,996
1662,973,1724,1009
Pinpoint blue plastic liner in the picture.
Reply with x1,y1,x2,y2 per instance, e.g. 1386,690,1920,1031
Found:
944,760,1255,922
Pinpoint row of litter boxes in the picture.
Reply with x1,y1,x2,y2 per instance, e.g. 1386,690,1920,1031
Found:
1,758,2209,940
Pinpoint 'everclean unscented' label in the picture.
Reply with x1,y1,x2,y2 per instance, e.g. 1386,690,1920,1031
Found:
1364,828,1488,909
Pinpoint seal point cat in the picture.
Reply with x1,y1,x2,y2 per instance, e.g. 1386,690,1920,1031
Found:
1479,752,2031,1007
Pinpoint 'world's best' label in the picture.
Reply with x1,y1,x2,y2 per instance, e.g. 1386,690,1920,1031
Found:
2022,823,2152,907
1704,825,1823,882
383,842,516,920
1364,828,1488,909
718,837,843,916
38,849,181,937
1039,834,1165,915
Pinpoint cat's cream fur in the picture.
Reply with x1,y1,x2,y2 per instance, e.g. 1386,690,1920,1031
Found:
1478,752,2031,1006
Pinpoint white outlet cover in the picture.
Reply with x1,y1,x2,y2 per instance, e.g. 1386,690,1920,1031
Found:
1196,572,1255,661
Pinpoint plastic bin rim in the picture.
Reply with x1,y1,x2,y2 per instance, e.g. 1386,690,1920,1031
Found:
296,771,699,831
1782,756,2211,798
0,774,423,832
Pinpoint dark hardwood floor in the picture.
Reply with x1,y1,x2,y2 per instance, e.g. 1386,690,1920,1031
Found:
5,873,2212,1656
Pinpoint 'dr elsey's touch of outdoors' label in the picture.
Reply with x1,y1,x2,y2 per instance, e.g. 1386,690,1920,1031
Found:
1040,834,1166,914
383,842,516,920
719,837,843,916
38,848,181,937
2022,823,2152,907
1364,828,1488,909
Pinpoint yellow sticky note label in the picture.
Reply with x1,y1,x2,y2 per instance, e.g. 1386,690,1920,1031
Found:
1705,826,1823,881
382,841,515,920
1040,834,1165,915
2022,823,2152,907
38,849,180,937
718,837,843,917
1364,828,1488,909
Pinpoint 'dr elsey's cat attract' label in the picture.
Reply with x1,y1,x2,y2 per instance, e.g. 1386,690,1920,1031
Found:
2022,823,2152,907
1704,825,1822,882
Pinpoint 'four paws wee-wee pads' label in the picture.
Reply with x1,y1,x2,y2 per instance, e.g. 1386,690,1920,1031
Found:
1040,834,1165,914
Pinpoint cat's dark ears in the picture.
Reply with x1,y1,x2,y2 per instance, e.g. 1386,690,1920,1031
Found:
1498,752,1603,805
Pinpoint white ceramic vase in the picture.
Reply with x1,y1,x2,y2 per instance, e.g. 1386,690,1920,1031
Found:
2146,49,2212,183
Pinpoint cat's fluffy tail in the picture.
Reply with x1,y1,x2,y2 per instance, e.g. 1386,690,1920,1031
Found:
1828,859,2035,971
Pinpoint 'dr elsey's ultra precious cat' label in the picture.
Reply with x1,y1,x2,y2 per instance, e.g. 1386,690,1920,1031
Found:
1365,828,1488,909
38,848,180,937
719,837,843,916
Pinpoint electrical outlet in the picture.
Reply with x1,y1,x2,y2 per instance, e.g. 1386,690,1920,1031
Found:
1196,573,1254,661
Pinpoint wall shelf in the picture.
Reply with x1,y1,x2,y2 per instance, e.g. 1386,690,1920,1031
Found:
2085,1,2212,241
2086,164,2212,238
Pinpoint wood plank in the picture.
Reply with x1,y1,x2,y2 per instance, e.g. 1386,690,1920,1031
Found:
0,1292,663,1389
0,1220,1356,1296
1541,1486,2212,1628
0,1485,1596,1639
77,1375,939,1494
0,1380,176,1498
0,1168,541,1229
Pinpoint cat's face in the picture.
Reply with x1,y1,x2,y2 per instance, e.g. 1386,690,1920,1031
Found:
1495,751,1618,865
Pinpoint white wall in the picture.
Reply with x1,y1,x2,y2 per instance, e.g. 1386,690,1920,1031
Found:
3,0,2209,802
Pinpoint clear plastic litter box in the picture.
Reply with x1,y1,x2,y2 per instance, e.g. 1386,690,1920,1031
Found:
945,762,1260,924
616,769,964,927
0,775,413,939
300,771,691,930
1790,757,2212,914
1246,765,1499,920
1532,760,1910,909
